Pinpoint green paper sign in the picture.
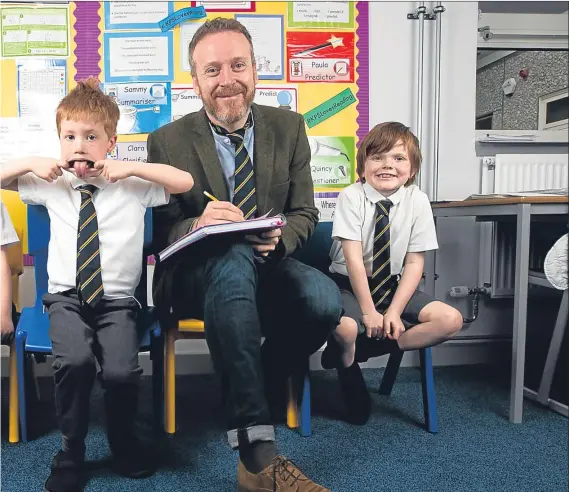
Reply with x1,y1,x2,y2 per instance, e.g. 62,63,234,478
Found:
287,2,355,29
303,88,356,128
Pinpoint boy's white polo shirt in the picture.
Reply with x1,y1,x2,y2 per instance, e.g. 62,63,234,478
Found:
1,201,19,247
18,170,168,299
330,182,438,277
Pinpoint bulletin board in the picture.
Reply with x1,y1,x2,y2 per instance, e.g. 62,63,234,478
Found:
0,1,370,258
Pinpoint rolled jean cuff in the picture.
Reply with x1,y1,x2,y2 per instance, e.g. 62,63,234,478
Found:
227,425,275,450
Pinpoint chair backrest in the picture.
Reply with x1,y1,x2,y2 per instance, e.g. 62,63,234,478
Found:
292,221,334,274
27,205,152,308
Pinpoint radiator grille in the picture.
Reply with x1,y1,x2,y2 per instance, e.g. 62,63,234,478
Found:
480,154,568,298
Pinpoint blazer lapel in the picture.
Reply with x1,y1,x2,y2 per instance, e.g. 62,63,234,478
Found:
190,109,229,201
252,104,274,215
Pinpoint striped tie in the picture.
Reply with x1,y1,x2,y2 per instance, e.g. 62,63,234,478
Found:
369,200,393,309
76,184,104,306
211,114,257,219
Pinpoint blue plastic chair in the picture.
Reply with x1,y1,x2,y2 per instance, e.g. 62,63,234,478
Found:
292,221,438,434
14,205,164,442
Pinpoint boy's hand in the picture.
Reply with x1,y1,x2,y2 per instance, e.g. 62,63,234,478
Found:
382,308,405,340
362,311,384,339
1,317,14,344
31,157,68,182
94,159,133,183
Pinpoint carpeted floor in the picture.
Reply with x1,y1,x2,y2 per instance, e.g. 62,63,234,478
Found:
1,365,567,491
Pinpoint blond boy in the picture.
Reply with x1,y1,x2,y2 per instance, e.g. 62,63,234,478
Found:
1,78,193,492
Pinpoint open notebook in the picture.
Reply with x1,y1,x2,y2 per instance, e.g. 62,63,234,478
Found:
158,214,287,262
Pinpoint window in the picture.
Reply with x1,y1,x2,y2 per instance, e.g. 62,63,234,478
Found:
539,88,569,130
476,113,494,130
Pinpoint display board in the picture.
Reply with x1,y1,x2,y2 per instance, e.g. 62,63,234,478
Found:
1,1,369,259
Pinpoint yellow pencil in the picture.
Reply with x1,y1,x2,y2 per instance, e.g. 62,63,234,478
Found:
203,191,218,202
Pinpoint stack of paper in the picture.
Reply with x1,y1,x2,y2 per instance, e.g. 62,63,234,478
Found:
466,188,568,200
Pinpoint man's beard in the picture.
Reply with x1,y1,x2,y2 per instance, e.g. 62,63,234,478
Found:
201,82,255,126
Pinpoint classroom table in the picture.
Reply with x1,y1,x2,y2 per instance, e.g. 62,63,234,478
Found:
426,196,569,424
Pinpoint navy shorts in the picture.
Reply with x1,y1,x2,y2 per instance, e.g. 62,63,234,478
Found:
328,272,437,335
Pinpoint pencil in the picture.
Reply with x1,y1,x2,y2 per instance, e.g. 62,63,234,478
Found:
203,191,218,202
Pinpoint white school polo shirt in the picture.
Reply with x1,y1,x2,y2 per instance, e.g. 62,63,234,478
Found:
329,182,438,277
18,169,168,299
1,201,19,247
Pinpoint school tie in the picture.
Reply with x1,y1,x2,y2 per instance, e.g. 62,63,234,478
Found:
211,113,257,219
76,184,104,306
370,199,393,309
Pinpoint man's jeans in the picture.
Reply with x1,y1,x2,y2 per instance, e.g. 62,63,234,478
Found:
172,242,342,448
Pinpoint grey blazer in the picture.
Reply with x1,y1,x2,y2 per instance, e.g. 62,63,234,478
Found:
147,103,318,312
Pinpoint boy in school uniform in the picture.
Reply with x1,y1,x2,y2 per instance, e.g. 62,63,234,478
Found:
1,200,20,344
1,78,194,492
322,121,463,424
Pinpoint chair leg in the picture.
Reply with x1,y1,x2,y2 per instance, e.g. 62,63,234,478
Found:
379,351,404,395
150,327,164,434
164,329,176,434
419,347,438,434
15,330,28,442
8,342,19,443
298,369,312,437
286,377,299,430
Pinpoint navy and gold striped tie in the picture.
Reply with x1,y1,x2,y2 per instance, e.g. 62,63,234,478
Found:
76,184,104,306
211,114,257,219
370,199,393,309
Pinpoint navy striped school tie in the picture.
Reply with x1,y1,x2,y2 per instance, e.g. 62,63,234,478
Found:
211,113,257,219
76,185,104,306
369,199,393,309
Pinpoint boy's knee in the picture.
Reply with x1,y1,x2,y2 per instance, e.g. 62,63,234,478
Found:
102,364,141,385
335,316,358,343
443,307,463,337
54,350,95,375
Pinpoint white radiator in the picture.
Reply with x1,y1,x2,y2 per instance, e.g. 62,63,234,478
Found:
479,154,568,297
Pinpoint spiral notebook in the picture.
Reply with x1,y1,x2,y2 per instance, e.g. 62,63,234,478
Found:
158,214,287,262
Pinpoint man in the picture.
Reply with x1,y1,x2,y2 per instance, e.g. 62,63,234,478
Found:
148,17,341,492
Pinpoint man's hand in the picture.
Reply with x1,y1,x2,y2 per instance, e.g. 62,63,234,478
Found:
31,158,68,183
362,311,384,339
195,201,244,229
94,159,132,183
382,308,405,340
245,228,282,256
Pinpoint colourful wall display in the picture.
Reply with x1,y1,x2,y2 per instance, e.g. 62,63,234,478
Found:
1,1,369,231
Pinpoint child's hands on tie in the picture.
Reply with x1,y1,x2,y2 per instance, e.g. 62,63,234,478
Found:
362,311,384,339
94,159,133,183
382,308,405,340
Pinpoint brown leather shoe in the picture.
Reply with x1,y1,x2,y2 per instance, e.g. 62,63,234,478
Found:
237,455,331,491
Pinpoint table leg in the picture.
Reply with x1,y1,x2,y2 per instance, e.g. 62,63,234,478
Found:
510,203,530,423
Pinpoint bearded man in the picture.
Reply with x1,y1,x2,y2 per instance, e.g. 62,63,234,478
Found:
148,17,341,492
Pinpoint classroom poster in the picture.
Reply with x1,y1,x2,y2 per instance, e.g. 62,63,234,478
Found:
0,5,70,57
308,136,355,187
102,82,172,134
287,31,355,83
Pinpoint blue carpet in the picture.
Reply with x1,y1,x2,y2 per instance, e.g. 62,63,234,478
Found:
1,365,567,491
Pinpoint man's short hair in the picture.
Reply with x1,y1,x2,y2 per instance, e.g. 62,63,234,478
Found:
56,77,120,138
188,17,255,76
